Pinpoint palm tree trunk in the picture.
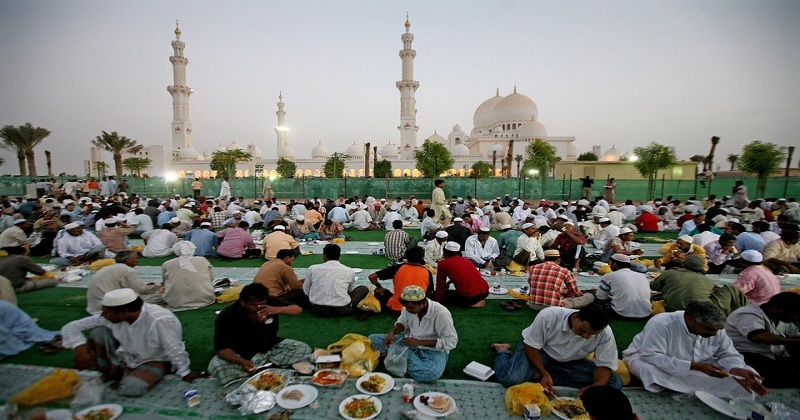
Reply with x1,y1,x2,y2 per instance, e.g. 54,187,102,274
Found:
25,150,37,176
16,152,27,177
114,153,123,177
45,150,53,177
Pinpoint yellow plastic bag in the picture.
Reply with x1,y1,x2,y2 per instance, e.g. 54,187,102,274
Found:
651,300,665,315
504,382,552,416
11,368,81,406
356,290,381,313
504,260,527,272
327,334,379,378
638,258,654,267
586,353,631,385
596,264,611,275
215,285,243,303
332,238,346,244
86,258,115,271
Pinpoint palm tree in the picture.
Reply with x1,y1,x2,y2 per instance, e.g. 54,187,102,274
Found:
727,153,739,171
705,136,720,172
45,150,53,177
91,131,143,177
0,123,51,176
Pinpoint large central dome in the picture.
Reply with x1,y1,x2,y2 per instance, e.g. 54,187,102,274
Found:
493,91,538,123
472,93,503,128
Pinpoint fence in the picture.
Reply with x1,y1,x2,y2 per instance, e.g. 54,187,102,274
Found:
1,175,798,202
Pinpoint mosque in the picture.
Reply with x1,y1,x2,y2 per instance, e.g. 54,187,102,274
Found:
90,18,588,180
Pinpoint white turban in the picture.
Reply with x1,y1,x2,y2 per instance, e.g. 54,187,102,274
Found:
171,241,197,272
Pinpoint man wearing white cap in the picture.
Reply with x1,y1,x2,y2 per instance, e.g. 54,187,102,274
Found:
595,254,652,319
605,205,624,227
732,250,780,304
95,218,135,255
418,209,440,240
654,235,708,271
222,211,243,228
424,230,449,266
589,217,619,250
169,217,192,237
601,227,643,263
86,251,163,314
445,217,471,249
512,202,532,226
464,227,500,269
61,288,208,396
0,219,30,248
262,224,299,260
51,222,107,266
513,223,545,266
182,222,218,257
434,241,490,307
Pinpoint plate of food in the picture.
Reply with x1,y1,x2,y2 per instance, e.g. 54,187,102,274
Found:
339,394,382,420
367,242,380,246
414,392,456,417
355,372,394,395
276,384,318,410
310,369,349,388
352,268,364,273
694,391,748,419
579,272,599,277
245,370,289,392
488,286,508,295
315,240,329,245
345,251,359,254
551,397,590,420
301,250,314,255
73,403,123,420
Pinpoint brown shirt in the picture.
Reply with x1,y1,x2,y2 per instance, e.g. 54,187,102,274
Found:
253,259,303,297
95,225,135,253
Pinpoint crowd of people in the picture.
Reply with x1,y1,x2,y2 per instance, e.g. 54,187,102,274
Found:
0,177,798,413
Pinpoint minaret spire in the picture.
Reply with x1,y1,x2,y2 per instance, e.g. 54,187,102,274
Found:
397,14,419,159
275,92,287,149
167,21,193,150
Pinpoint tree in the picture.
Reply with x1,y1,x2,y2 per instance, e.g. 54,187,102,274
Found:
689,154,706,163
276,157,296,178
374,159,392,178
91,131,143,177
210,149,253,179
524,139,560,195
324,153,348,178
577,152,599,161
726,154,739,171
414,139,453,178
45,150,53,177
93,161,109,178
470,161,492,178
706,136,720,172
122,157,152,177
738,141,785,198
632,143,677,199
0,123,51,176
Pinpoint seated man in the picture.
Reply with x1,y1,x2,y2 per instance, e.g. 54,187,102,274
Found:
318,219,345,241
654,235,707,270
303,244,369,317
384,220,411,261
262,225,299,260
513,223,544,266
463,227,500,269
161,242,215,311
0,219,31,248
207,283,311,385
61,289,207,396
528,250,594,310
589,217,618,250
0,246,58,293
600,227,644,262
594,254,651,319
182,222,218,257
369,285,458,383
86,250,163,314
398,201,419,222
287,215,316,240
725,292,800,388
216,221,261,260
253,248,308,307
424,230,448,266
649,254,714,312
368,246,433,313
732,250,780,304
51,222,107,266
434,241,489,308
762,226,800,274
140,224,179,258
95,218,135,255
492,306,622,393
703,233,738,274
580,385,639,420
623,301,765,398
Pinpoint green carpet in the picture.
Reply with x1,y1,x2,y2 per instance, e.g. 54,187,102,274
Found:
4,287,647,381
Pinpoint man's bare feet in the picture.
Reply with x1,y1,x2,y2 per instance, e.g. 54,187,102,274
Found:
470,300,486,308
491,343,511,352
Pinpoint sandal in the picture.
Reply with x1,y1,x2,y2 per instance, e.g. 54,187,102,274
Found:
510,300,523,309
39,335,65,355
501,301,517,312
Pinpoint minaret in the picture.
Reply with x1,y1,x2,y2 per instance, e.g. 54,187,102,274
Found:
396,14,419,159
275,92,287,149
167,20,193,150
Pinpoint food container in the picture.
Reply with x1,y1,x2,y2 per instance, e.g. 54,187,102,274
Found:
463,361,495,381
315,354,341,370
523,404,541,420
402,383,415,403
184,389,201,407
309,369,349,388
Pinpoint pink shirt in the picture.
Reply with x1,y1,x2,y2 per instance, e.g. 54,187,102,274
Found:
732,265,781,304
215,227,256,258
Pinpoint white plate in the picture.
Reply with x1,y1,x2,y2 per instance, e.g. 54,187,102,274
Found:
488,287,508,295
694,391,748,419
301,250,314,255
367,242,380,246
551,397,589,420
352,268,364,273
579,272,599,277
339,394,382,420
355,372,395,395
40,264,58,272
512,287,530,295
315,241,329,245
345,251,359,254
414,392,457,417
73,403,123,420
276,384,318,409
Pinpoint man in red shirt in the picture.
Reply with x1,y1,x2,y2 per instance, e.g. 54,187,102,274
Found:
434,242,489,308
528,250,594,310
635,206,659,233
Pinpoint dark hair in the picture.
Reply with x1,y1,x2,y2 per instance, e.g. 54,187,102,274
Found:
434,179,444,187
577,306,610,330
240,283,269,303
719,232,736,243
696,223,710,233
426,208,435,217
276,248,296,260
2,246,26,255
160,223,173,230
580,386,635,420
405,246,425,263
392,220,403,229
106,297,144,313
751,221,770,232
115,250,137,263
238,221,250,229
323,243,341,260
766,291,800,309
324,219,333,226
729,223,747,234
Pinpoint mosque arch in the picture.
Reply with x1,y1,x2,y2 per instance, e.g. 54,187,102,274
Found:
403,169,411,177
393,169,402,177
194,170,201,179
314,169,321,177
358,169,364,177
211,170,218,178
235,170,243,178
412,169,420,177
202,170,211,178
458,169,465,176
349,169,356,177
269,169,277,178
448,169,457,176
244,170,250,177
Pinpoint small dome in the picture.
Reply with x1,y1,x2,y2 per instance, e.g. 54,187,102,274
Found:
346,142,363,158
381,143,400,158
202,149,212,158
517,119,548,139
428,131,446,143
486,143,507,159
472,92,504,128
493,91,539,123
277,145,295,158
215,143,226,152
248,143,263,159
567,143,579,160
311,142,330,159
453,144,471,157
603,146,621,162
226,141,243,151
452,124,463,133
178,147,199,160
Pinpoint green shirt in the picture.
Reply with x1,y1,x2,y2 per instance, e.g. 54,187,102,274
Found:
498,230,523,258
650,268,714,312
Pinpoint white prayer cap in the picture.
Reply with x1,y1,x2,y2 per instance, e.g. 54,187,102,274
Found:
677,235,694,244
479,227,491,233
390,204,400,211
609,205,617,210
592,213,604,218
13,219,27,225
561,202,569,206
619,227,633,235
521,223,535,230
729,218,740,224
232,210,241,215
435,231,449,239
453,217,463,222
500,224,513,230
557,215,569,220
64,222,81,230
101,288,137,307
599,217,610,223
444,241,461,252
184,203,193,208
565,221,575,226
170,217,181,223
295,215,305,221
104,218,118,225
740,250,763,263
641,206,653,213
130,203,138,208
273,225,286,231
611,254,631,263
200,222,212,227
380,198,386,202
577,199,590,206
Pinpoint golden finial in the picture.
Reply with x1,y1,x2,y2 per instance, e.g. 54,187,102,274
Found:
513,84,517,94
405,13,411,28
279,90,283,101
174,20,181,37
496,86,500,96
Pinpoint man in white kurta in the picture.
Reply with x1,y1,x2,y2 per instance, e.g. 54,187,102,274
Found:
623,301,766,398
431,180,451,227
590,218,619,250
463,228,500,269
424,231,448,266
219,178,231,201
86,251,163,314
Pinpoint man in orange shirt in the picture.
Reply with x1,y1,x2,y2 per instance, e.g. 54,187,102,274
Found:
367,247,432,313
302,203,324,228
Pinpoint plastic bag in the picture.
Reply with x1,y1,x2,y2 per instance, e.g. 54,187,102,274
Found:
504,382,552,416
11,368,81,406
327,334,379,378
71,377,104,407
384,341,409,378
356,290,381,313
215,285,243,303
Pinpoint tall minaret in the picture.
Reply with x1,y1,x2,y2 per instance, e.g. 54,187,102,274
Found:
167,20,193,150
396,14,419,159
275,92,287,149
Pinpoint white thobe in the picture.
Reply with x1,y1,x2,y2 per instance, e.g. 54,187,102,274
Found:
463,235,499,265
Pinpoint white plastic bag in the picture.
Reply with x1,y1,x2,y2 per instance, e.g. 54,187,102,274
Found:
384,341,409,377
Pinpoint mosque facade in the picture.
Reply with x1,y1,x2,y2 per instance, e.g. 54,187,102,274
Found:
89,19,583,180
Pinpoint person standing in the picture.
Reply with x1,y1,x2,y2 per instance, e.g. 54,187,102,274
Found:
431,179,451,227
219,178,231,201
604,178,616,203
581,176,594,199
261,177,273,201
191,179,202,199
732,180,749,209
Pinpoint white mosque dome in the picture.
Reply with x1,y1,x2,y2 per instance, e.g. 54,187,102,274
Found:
472,93,504,128
215,143,226,152
178,147,200,160
277,145,296,158
493,91,539,123
226,141,243,151
603,145,621,162
346,142,363,158
517,120,548,139
202,149,212,159
248,143,264,159
381,143,400,158
311,142,330,159
428,131,446,143
486,143,507,159
452,124,463,133
567,143,579,160
453,144,471,157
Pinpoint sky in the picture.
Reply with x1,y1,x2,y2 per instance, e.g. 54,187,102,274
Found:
1,0,799,175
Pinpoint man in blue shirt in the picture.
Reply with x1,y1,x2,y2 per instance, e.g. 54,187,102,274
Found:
183,222,218,257
731,223,766,253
